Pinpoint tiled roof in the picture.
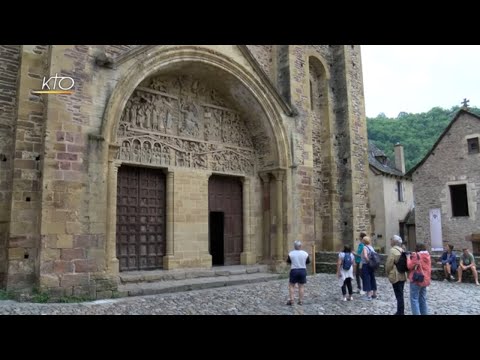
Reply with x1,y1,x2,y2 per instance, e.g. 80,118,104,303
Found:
368,142,405,177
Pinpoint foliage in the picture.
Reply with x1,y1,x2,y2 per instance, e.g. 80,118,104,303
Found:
0,289,16,301
57,295,93,303
367,106,480,172
31,289,50,303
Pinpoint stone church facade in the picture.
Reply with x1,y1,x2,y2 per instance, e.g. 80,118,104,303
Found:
0,45,370,297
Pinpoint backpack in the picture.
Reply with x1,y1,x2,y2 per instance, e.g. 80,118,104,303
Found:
367,247,381,270
342,252,352,270
395,250,408,273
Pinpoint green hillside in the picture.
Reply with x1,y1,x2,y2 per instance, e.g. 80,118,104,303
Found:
367,106,480,172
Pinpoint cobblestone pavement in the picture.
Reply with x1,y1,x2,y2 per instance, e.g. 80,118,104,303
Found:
0,273,479,315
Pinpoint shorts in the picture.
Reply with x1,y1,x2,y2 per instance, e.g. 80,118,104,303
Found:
289,268,307,284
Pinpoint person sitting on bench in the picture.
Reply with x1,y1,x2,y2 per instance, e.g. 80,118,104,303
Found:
457,248,480,286
440,244,457,281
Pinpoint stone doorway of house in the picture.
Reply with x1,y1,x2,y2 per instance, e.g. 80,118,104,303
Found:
116,165,166,272
208,175,243,266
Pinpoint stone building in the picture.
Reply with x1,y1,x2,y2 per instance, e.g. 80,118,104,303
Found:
408,109,480,253
367,142,414,252
0,45,370,297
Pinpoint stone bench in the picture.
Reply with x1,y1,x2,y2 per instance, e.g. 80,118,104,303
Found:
430,265,479,283
314,261,479,283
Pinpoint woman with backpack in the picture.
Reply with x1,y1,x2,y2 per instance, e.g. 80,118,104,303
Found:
385,235,407,315
361,236,378,301
336,245,355,301
406,243,432,315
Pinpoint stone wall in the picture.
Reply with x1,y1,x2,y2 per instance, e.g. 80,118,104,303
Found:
368,170,385,243
346,46,370,240
104,45,138,58
368,172,413,252
413,112,480,251
276,45,290,104
285,45,370,253
246,45,273,80
0,45,371,296
329,46,351,248
288,45,314,253
310,55,335,251
381,176,413,252
0,45,21,287
7,45,49,290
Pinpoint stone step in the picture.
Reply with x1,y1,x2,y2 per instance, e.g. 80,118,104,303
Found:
117,272,283,297
119,265,268,284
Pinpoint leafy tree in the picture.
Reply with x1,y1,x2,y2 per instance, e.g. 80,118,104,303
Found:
367,106,480,172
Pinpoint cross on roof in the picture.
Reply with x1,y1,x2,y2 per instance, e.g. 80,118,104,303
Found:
462,98,470,108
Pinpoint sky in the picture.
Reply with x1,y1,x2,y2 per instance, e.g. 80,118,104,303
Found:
361,45,480,118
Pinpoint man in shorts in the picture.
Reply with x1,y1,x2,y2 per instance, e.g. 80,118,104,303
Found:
286,240,311,305
457,248,480,286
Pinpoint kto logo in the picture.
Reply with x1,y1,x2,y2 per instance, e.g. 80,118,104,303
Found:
32,73,75,95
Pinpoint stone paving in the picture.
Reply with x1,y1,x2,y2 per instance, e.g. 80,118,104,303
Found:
0,273,479,315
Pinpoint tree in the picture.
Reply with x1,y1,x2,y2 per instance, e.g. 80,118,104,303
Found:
367,106,480,172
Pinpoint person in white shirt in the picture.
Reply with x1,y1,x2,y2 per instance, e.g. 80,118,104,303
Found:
336,245,355,301
286,240,310,305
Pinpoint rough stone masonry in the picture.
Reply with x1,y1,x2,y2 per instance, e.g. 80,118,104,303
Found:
0,45,370,298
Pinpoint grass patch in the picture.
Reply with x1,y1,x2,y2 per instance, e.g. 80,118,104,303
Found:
57,295,93,303
30,290,50,303
0,289,16,301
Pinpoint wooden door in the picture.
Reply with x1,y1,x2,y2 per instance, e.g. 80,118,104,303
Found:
116,166,166,271
208,176,243,265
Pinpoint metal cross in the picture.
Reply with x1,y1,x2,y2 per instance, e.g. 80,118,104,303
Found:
462,98,470,108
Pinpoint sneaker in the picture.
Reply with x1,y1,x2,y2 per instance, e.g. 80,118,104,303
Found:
450,275,455,281
286,300,293,306
342,297,347,301
354,289,361,294
347,296,353,301
297,301,303,305
371,294,378,299
360,290,366,295
362,296,372,301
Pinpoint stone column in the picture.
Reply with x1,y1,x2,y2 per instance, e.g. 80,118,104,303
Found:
240,177,255,265
259,173,271,261
273,170,285,261
106,145,120,275
163,170,175,269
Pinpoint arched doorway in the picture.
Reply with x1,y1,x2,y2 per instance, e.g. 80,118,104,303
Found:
208,175,243,266
101,46,290,273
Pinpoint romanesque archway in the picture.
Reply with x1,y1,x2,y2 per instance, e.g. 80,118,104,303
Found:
100,46,290,273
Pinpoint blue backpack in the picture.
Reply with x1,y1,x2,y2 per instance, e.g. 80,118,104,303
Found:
367,247,381,270
342,252,352,270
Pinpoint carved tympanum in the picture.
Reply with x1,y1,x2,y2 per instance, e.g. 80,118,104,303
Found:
117,75,255,174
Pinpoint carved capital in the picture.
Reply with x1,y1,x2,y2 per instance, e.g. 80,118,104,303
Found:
272,170,286,182
108,144,121,161
241,176,251,185
258,171,271,184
